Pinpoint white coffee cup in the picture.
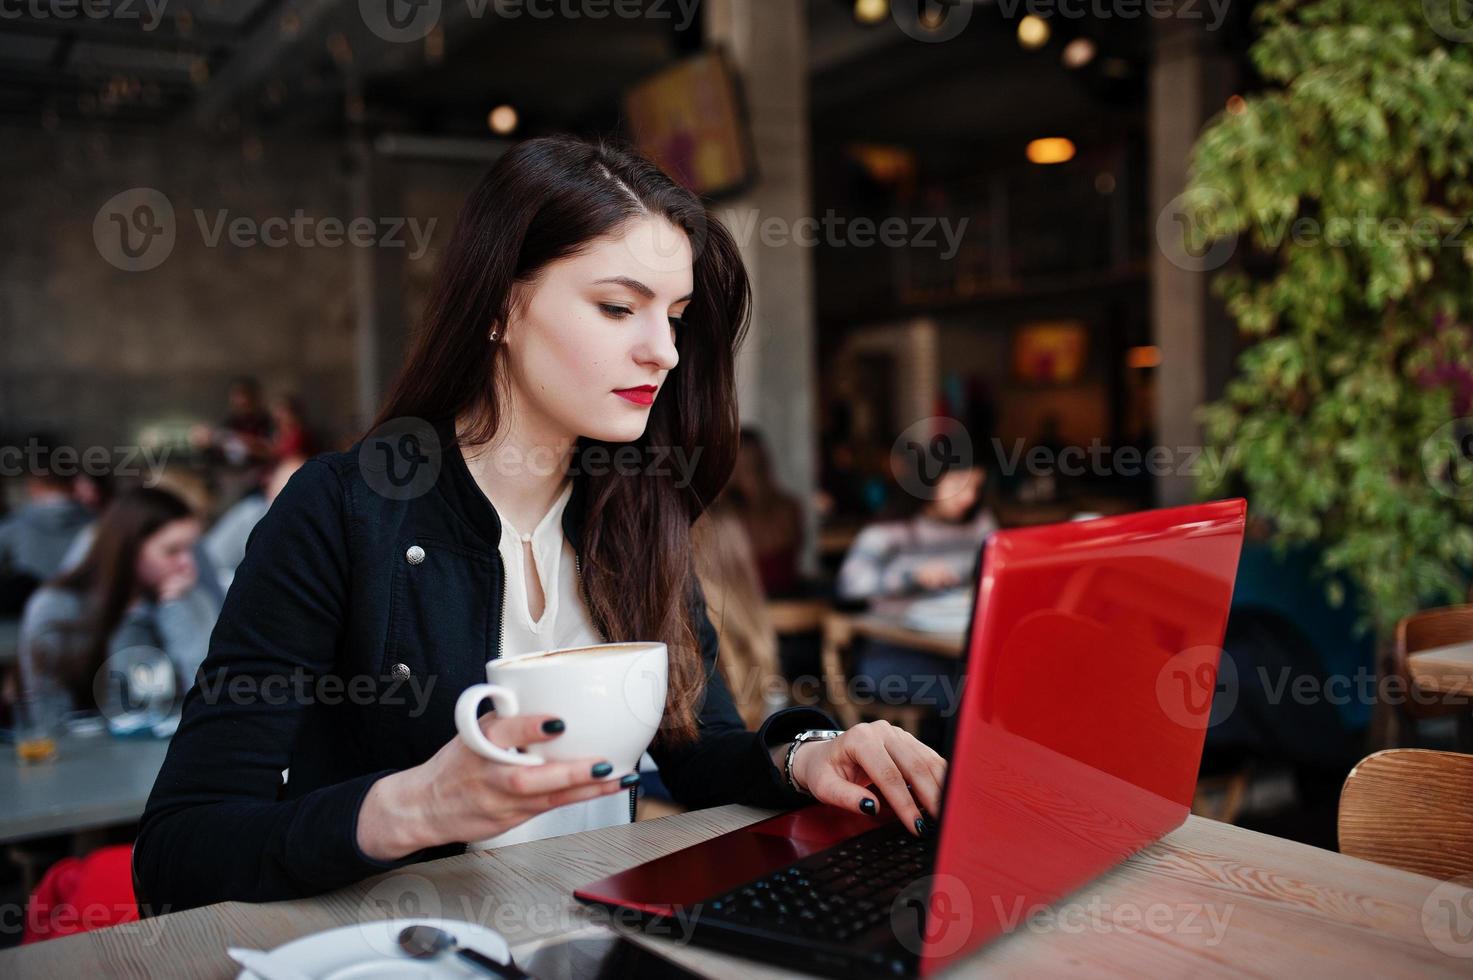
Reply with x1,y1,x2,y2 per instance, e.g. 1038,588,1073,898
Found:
453,641,668,771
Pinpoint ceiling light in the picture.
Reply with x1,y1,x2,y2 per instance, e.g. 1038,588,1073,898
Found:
853,0,888,25
1026,137,1075,165
488,104,518,135
1017,15,1050,50
1061,37,1096,69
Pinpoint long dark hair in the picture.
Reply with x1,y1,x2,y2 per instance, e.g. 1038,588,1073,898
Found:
371,135,750,746
49,487,195,708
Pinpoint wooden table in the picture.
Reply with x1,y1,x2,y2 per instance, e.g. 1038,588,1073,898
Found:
6,804,1467,978
0,731,170,844
1408,641,1473,699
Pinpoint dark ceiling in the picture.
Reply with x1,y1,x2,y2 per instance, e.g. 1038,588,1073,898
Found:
0,0,1253,146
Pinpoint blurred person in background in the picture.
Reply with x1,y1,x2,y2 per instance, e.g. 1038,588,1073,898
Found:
60,466,226,611
725,428,805,597
0,452,92,615
835,456,996,749
204,455,305,592
18,487,215,715
836,457,996,603
269,395,316,461
692,498,788,729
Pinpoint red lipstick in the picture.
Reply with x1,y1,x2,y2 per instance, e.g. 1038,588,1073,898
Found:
613,385,657,406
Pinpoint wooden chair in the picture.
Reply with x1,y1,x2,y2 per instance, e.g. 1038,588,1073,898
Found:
1338,748,1473,879
1376,604,1473,749
820,612,930,735
765,598,830,637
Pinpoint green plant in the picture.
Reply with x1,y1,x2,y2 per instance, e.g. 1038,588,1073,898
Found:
1184,0,1473,635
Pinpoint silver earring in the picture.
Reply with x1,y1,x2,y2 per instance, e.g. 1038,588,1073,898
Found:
488,329,499,342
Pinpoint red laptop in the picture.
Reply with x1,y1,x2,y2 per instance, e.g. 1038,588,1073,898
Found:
575,500,1247,977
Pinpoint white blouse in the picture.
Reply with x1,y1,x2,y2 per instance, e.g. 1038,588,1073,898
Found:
469,479,635,849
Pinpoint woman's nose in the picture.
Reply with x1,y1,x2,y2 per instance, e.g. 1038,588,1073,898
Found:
636,311,680,372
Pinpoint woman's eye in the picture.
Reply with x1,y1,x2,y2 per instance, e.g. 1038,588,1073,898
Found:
599,303,633,319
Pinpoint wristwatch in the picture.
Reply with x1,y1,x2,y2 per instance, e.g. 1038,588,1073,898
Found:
784,729,845,795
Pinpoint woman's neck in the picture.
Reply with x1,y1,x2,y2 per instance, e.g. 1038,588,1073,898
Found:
456,407,576,536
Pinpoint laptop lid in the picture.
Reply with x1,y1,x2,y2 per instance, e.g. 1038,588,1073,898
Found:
914,499,1246,975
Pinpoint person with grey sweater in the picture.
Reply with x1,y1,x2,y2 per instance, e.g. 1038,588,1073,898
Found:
0,473,91,588
18,487,217,718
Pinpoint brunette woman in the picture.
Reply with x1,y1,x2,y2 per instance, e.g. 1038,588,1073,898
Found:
135,136,947,913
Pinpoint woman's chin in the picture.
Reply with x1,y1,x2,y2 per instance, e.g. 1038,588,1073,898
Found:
580,418,650,445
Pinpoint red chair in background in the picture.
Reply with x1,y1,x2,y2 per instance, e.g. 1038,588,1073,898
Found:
22,844,137,944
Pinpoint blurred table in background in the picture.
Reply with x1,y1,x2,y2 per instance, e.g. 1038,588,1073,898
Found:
0,731,169,845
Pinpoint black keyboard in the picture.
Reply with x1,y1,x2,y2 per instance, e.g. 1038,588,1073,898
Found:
695,823,938,946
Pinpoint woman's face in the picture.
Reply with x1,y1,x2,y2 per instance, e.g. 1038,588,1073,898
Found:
929,468,984,521
136,517,200,592
501,215,692,446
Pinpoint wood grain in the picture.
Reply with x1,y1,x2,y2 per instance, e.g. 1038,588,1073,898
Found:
2,806,1470,978
1339,748,1473,881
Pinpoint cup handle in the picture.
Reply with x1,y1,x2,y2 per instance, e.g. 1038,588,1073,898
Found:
454,684,544,766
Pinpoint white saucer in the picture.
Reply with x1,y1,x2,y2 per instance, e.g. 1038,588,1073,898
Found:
235,917,512,980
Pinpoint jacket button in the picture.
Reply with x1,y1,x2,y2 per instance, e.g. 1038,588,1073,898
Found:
405,545,425,565
390,662,411,679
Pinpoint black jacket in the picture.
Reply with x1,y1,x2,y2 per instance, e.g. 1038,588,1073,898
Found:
134,422,834,913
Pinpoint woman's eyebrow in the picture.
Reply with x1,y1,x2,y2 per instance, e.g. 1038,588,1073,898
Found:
592,276,693,303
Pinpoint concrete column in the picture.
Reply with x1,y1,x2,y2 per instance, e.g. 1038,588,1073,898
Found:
1149,21,1233,505
350,142,408,428
706,0,818,571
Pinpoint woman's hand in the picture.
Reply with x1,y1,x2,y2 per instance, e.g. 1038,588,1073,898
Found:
912,562,961,591
787,721,947,836
356,712,635,861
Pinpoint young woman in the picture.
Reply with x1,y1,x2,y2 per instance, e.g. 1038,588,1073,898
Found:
19,486,210,717
134,136,947,913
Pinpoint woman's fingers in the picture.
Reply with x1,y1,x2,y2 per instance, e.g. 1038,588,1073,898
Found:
846,728,927,835
479,712,570,749
887,737,947,818
491,757,624,798
538,775,638,812
807,766,882,816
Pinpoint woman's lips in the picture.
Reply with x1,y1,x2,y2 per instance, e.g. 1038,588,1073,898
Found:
613,386,657,406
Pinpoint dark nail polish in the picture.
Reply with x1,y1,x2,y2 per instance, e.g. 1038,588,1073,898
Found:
592,762,613,777
914,817,927,836
619,773,641,788
860,798,877,816
541,719,565,734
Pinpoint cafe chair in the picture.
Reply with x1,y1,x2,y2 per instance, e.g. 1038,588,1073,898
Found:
22,844,137,943
1377,603,1473,749
819,612,929,735
1337,748,1473,880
